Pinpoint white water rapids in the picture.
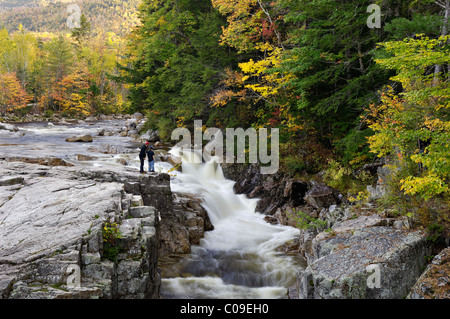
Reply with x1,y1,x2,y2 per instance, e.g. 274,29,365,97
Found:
162,148,305,299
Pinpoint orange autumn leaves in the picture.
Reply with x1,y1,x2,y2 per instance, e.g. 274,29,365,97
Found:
0,72,29,114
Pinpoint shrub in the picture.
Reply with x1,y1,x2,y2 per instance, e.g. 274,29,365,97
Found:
288,209,328,232
102,221,123,262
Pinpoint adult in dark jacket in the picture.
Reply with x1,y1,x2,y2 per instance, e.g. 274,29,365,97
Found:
139,141,149,173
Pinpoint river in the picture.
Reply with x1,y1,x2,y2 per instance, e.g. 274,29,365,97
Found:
161,149,305,299
0,118,305,299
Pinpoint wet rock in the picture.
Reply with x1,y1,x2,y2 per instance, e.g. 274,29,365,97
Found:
0,122,19,132
76,154,96,161
65,135,93,143
264,215,279,225
3,156,74,167
115,158,128,166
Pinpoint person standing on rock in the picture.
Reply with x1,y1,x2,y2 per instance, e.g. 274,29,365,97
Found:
146,146,156,173
139,141,149,174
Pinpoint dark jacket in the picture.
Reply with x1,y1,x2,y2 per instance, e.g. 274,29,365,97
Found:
146,149,155,162
139,144,148,158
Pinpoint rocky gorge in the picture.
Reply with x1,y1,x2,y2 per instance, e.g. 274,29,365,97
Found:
221,163,449,299
0,116,448,299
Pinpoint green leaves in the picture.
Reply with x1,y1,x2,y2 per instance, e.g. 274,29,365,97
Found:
367,35,450,200
126,0,241,137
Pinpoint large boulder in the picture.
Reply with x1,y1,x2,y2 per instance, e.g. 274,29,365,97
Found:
0,122,19,132
65,135,93,143
138,130,161,143
296,219,430,299
303,181,341,209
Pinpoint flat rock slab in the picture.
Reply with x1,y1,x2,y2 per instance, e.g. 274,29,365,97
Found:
0,160,166,299
0,176,123,264
298,226,430,299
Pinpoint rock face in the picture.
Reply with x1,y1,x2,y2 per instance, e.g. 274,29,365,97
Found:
303,181,341,210
160,193,214,256
222,162,440,300
221,163,311,216
120,173,213,257
408,247,450,299
0,155,215,299
0,161,163,299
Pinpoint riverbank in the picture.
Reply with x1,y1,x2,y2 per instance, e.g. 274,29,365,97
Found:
0,112,135,124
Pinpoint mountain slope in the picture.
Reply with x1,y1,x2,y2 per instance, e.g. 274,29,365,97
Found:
0,0,141,36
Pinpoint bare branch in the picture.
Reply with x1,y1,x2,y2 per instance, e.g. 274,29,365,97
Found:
435,0,446,8
256,0,285,51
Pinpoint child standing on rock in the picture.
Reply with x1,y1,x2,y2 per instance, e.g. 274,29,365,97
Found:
146,146,155,173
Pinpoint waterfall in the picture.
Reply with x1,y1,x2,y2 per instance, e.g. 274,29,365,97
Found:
162,148,304,299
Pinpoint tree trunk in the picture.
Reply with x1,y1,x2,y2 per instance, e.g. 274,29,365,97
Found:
433,0,449,85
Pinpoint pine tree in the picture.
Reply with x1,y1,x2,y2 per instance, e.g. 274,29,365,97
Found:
71,14,91,47
0,72,29,115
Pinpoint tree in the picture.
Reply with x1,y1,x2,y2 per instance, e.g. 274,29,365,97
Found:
0,72,30,115
71,14,91,47
10,30,39,90
0,27,15,74
366,35,450,200
40,36,75,111
44,36,74,83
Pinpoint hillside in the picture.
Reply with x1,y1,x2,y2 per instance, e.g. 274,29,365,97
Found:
0,0,141,36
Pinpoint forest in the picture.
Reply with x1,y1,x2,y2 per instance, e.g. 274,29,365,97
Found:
0,0,140,36
0,0,449,231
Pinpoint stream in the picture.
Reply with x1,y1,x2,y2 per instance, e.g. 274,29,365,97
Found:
160,149,305,299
